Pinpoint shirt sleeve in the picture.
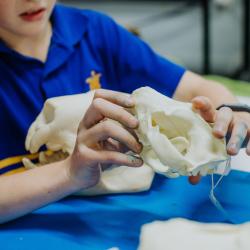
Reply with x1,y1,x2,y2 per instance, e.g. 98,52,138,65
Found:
88,11,186,97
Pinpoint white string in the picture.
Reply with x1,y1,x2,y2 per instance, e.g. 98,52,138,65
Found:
209,157,231,220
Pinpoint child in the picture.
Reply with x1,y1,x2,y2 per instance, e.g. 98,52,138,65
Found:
0,0,249,249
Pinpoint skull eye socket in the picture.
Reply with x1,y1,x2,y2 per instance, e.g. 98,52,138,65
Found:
151,112,191,155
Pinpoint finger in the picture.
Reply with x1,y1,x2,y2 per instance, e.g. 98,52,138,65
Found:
213,107,233,138
127,126,140,140
82,98,138,129
192,96,215,123
94,89,135,108
227,122,248,155
188,175,201,185
79,120,142,154
78,145,143,168
105,120,142,151
247,139,250,156
96,150,143,168
103,138,130,153
29,124,52,153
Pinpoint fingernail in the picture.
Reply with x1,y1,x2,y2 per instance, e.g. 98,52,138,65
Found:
246,148,250,156
213,126,225,137
136,143,143,153
128,155,143,165
129,117,139,128
228,143,238,153
125,98,134,107
214,125,224,132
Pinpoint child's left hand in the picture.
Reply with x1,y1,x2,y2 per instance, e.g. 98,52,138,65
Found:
189,96,250,184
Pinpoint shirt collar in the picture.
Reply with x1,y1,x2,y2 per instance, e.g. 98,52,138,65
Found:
51,4,89,48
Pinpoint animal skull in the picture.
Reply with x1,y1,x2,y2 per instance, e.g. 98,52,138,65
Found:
24,87,229,195
24,91,154,195
132,87,229,177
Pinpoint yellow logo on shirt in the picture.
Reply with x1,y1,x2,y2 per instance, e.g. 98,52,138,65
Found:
86,71,102,90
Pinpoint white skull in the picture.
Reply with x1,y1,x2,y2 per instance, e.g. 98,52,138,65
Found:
24,91,154,196
24,87,229,195
132,87,229,177
139,218,250,250
25,91,95,154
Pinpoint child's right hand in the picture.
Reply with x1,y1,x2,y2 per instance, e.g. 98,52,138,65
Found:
65,89,143,189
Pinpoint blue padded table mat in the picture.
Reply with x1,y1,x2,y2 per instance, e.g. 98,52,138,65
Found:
1,170,250,250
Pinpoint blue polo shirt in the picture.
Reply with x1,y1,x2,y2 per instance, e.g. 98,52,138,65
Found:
1,4,250,250
0,4,184,175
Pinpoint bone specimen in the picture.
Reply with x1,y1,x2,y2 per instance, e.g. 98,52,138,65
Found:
24,87,229,195
138,218,250,250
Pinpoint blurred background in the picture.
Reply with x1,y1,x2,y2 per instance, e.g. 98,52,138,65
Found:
60,0,250,93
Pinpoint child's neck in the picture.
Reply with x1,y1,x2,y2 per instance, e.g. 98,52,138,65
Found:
0,23,52,63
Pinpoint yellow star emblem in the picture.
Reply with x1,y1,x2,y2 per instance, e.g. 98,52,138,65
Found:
86,71,102,90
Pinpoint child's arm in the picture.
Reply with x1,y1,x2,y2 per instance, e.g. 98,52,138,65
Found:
0,89,143,224
0,158,79,224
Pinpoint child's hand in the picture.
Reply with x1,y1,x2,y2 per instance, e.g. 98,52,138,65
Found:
66,89,143,189
189,96,250,185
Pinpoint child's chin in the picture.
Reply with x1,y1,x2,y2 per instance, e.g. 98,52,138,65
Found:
19,23,49,37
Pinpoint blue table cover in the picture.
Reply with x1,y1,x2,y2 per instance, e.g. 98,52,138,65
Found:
1,170,250,250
